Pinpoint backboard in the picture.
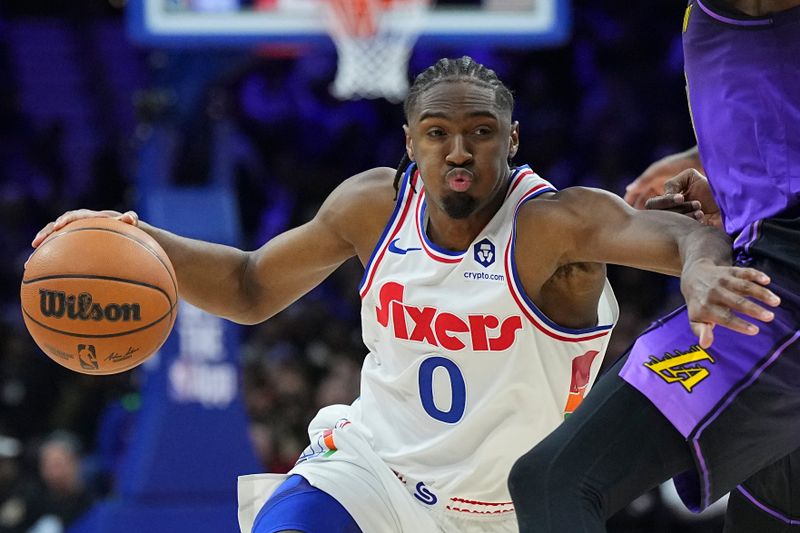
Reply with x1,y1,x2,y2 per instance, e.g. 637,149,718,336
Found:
127,0,570,48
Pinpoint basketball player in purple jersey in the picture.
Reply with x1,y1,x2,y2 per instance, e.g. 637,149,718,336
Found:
509,1,800,531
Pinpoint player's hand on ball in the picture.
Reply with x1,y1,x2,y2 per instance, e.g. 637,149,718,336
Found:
22,217,176,374
32,209,139,248
680,263,781,348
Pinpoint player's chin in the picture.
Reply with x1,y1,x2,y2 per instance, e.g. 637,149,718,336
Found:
442,194,477,219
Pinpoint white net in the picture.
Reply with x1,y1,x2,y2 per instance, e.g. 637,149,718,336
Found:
323,0,432,103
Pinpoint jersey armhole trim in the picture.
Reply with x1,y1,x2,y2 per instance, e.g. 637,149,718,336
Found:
505,189,614,342
359,166,417,296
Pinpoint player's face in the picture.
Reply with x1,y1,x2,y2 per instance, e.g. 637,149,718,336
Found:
404,80,519,220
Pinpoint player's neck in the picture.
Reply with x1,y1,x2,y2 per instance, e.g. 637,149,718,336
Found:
425,218,483,252
425,187,506,252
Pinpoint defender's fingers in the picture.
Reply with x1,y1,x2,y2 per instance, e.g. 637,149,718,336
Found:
629,194,646,210
624,186,651,209
692,303,761,337
691,322,715,349
730,267,772,287
723,272,781,307
716,288,776,323
623,186,640,206
663,202,702,216
644,194,678,210
644,195,698,212
662,169,698,195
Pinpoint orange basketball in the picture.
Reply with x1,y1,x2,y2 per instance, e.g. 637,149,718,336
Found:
20,218,178,375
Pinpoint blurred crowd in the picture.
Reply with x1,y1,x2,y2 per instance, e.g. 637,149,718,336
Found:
0,0,724,531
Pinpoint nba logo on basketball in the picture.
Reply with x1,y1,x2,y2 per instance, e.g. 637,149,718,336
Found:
473,238,495,268
77,344,99,370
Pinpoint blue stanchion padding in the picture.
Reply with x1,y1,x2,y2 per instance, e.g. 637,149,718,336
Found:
116,300,258,499
71,498,239,533
142,185,242,246
75,185,260,531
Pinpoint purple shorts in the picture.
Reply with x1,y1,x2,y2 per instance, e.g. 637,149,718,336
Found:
620,263,800,512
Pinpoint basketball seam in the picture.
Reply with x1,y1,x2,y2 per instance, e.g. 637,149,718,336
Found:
30,226,179,300
22,274,171,296
24,224,179,374
21,303,177,339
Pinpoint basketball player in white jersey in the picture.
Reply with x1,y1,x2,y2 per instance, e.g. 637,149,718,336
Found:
32,57,777,532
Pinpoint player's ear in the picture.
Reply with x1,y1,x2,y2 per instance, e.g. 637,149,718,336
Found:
403,124,415,161
508,121,520,160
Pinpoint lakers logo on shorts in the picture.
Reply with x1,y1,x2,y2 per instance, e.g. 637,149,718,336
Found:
644,344,715,392
683,4,692,33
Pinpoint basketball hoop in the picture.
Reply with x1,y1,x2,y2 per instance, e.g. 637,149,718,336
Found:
323,0,432,103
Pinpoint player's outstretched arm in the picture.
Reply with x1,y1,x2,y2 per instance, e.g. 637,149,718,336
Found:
31,168,395,325
624,146,702,209
530,188,780,347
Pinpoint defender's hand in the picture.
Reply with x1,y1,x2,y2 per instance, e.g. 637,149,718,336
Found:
32,209,139,248
625,147,702,209
681,263,781,348
645,169,722,229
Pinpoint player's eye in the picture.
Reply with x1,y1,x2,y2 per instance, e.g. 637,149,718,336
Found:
474,126,492,136
426,128,446,138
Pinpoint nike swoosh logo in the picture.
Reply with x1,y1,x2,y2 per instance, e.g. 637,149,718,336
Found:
388,238,421,255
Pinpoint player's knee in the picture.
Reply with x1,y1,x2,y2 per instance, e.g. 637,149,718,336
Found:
510,441,584,532
509,432,592,504
508,445,551,500
510,441,606,531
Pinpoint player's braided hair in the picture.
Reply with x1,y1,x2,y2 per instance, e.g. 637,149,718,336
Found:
393,56,515,196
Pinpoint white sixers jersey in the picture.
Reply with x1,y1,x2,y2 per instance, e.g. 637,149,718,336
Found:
353,164,619,515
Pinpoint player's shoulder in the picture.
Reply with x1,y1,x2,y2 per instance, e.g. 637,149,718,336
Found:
516,186,619,222
318,166,399,240
516,186,594,225
343,166,397,200
514,186,623,253
325,167,396,215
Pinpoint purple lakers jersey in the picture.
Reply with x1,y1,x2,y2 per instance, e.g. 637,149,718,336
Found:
683,0,800,235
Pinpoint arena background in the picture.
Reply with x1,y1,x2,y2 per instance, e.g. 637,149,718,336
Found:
0,0,726,531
